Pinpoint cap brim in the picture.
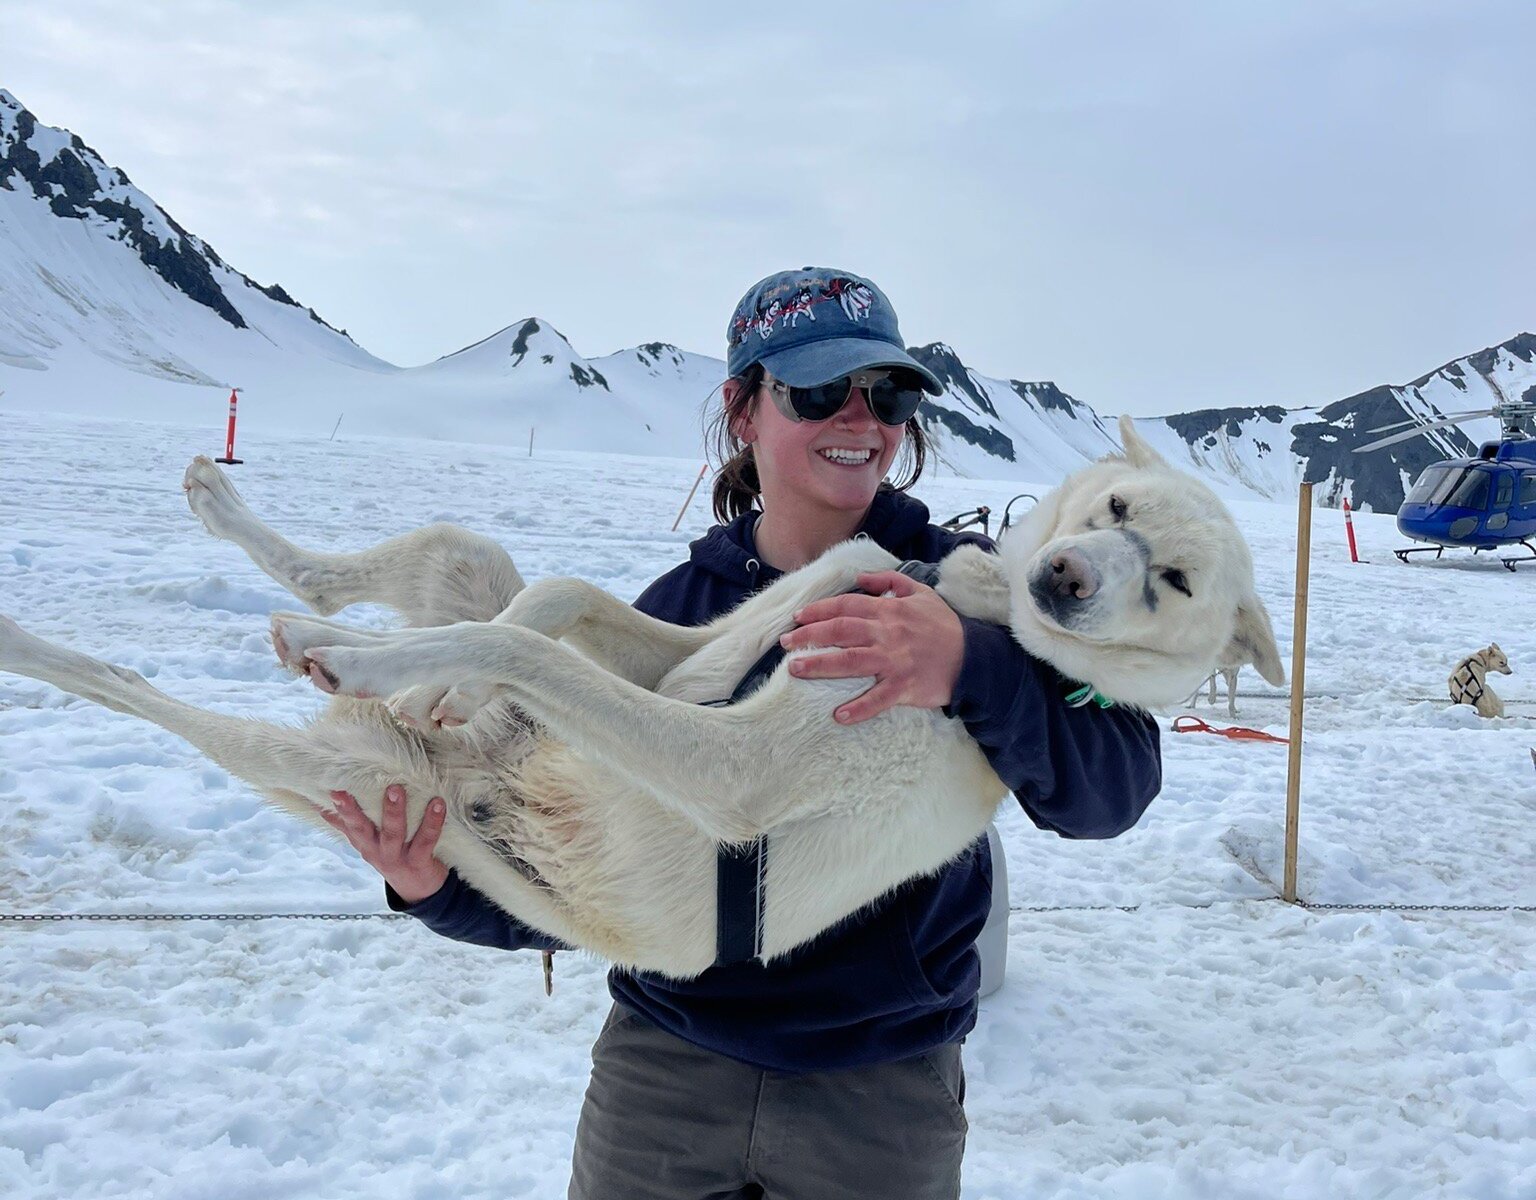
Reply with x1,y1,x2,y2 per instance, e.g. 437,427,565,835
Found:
757,336,943,396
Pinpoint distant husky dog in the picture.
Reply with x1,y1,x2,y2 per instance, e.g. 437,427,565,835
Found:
1187,633,1278,718
1448,644,1512,719
0,417,1282,979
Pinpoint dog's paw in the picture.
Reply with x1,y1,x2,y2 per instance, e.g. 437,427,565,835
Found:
271,613,384,677
432,682,496,728
182,456,254,539
302,644,408,701
386,685,448,732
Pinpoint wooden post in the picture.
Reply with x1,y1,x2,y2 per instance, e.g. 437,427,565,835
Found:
1283,481,1313,903
671,463,709,532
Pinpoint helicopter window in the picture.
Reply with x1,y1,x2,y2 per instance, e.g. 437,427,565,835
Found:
1521,473,1536,507
1445,469,1491,510
1404,466,1453,504
1494,473,1514,507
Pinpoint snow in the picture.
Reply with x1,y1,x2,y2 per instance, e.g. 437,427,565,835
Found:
2,410,1534,1198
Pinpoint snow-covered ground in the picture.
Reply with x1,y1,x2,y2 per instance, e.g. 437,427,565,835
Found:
1,411,1532,1199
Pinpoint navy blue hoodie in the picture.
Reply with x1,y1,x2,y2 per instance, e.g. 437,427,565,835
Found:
390,488,1162,1071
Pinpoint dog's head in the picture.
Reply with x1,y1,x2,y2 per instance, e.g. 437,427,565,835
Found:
996,415,1285,708
1483,643,1512,674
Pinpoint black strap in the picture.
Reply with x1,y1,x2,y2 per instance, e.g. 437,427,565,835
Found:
707,563,947,965
705,641,785,965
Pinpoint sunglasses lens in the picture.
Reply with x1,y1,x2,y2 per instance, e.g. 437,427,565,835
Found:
787,381,851,422
867,377,924,426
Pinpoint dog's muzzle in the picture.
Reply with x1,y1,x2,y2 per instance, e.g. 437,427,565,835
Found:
1027,529,1150,634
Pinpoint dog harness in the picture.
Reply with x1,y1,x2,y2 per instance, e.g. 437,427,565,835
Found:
1450,658,1486,705
704,560,946,966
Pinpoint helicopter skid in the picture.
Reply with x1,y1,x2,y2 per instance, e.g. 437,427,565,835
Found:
1392,540,1536,571
1392,545,1444,565
1498,540,1536,572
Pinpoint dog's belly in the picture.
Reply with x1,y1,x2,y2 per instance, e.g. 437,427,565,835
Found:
432,704,1005,979
467,738,718,974
758,727,1006,963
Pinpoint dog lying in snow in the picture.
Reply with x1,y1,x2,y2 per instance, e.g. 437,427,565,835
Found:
0,417,1282,978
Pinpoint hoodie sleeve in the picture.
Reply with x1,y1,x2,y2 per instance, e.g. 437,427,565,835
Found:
386,871,566,953
942,616,1162,839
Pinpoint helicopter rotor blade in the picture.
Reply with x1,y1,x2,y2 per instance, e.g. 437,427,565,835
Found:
1356,413,1482,453
1364,408,1495,434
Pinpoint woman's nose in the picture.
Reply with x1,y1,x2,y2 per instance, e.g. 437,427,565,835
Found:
834,389,876,424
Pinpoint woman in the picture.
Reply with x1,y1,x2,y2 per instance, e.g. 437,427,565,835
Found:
324,267,1163,1199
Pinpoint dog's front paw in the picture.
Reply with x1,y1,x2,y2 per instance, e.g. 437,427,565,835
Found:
304,643,420,702
271,613,383,676
386,685,449,732
432,683,496,728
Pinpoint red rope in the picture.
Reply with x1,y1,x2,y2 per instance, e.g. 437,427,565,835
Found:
1171,714,1290,744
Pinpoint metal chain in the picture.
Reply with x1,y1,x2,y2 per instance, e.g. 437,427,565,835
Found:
0,911,411,923
4,898,1532,926
1293,900,1536,913
1010,897,1536,914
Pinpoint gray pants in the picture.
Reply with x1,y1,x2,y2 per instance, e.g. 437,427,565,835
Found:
569,1005,968,1200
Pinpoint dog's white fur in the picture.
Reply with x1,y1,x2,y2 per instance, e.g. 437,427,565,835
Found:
1448,644,1511,719
0,417,1281,978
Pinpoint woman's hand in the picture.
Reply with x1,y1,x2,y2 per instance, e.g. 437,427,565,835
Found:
323,784,449,904
778,570,966,725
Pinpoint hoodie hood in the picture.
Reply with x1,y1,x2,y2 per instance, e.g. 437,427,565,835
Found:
686,488,936,588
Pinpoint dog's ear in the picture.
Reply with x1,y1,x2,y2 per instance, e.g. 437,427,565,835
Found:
1116,414,1169,471
1233,594,1286,686
1489,642,1502,657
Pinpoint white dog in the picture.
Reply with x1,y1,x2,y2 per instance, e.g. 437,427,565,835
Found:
1448,644,1512,719
1185,632,1279,718
0,417,1282,978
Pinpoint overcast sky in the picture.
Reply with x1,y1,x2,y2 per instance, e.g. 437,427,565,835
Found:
5,0,1532,416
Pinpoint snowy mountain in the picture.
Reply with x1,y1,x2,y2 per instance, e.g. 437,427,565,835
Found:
0,88,395,428
1138,332,1535,512
1,86,1530,508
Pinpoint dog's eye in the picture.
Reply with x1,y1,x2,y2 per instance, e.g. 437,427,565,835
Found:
1161,568,1192,597
1108,495,1128,522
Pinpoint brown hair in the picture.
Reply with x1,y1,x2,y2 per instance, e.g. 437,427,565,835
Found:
705,365,929,524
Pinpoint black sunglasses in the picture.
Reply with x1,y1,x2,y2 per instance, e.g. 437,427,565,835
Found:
761,369,926,427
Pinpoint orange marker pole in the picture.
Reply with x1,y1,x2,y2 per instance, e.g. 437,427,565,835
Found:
215,388,244,465
1342,497,1360,563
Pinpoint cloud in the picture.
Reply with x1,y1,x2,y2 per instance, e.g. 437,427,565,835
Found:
4,0,1533,412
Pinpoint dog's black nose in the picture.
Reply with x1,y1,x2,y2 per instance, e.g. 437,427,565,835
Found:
1047,549,1098,601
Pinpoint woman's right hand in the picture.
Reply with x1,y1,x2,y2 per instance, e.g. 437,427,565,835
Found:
323,784,449,904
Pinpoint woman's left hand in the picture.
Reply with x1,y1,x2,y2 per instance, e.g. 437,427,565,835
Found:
778,570,965,724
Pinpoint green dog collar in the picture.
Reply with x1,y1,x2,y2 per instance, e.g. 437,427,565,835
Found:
1063,682,1116,710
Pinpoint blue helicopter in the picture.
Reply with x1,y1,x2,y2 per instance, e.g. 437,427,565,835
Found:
1357,393,1536,570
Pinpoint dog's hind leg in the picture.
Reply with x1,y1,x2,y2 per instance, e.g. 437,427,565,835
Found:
183,457,524,626
0,616,590,951
0,615,439,833
292,620,932,844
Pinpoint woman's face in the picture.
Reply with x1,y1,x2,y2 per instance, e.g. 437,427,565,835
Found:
732,373,906,516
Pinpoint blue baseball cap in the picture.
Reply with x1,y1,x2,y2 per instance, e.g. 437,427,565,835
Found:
725,267,943,395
